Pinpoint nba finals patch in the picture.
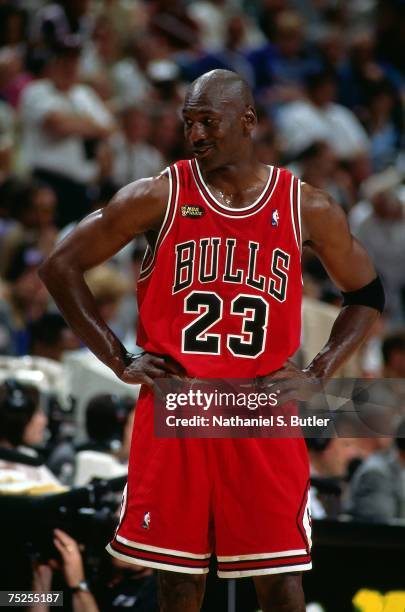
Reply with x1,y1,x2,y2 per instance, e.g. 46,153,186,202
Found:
181,205,205,217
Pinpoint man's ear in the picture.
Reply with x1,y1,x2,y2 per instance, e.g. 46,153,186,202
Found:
242,106,257,135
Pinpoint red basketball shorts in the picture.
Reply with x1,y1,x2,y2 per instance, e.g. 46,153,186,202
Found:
107,388,312,578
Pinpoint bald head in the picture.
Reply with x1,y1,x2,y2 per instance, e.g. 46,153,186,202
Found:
182,69,257,170
185,69,255,113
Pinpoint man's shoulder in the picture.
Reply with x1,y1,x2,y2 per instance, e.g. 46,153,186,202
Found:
300,183,332,211
119,172,170,205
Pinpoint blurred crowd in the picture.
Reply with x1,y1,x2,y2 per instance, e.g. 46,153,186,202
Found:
0,0,404,609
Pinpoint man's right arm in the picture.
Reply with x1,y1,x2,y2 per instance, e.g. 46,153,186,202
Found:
39,174,179,384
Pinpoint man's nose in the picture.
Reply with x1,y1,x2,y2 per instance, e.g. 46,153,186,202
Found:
190,123,207,144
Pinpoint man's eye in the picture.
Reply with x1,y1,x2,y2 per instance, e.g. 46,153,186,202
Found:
185,120,193,128
203,119,213,126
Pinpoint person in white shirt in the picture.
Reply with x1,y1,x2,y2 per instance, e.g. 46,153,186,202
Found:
110,104,164,187
277,70,370,161
20,37,116,227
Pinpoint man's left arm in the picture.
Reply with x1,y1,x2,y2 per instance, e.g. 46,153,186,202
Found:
299,183,384,379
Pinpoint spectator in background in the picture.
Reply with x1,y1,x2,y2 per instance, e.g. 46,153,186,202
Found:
110,33,152,109
19,37,116,228
277,69,370,162
0,379,60,490
364,81,402,172
0,181,58,278
346,419,405,523
47,392,133,485
382,330,405,378
2,244,48,355
297,141,353,211
182,13,255,88
84,264,130,339
0,380,45,450
248,10,320,102
149,0,200,53
0,4,28,50
111,105,164,187
338,29,404,117
149,108,183,164
0,46,32,109
315,26,346,76
73,394,133,486
30,527,158,612
83,394,133,453
187,0,229,51
28,313,80,362
374,0,404,73
91,0,147,43
79,14,119,102
30,529,99,612
307,437,358,518
31,0,93,50
354,188,405,324
0,99,20,233
146,59,184,111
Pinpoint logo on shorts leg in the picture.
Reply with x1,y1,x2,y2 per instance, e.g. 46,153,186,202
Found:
142,511,151,530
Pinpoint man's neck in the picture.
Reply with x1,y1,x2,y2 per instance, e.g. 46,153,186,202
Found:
203,157,266,195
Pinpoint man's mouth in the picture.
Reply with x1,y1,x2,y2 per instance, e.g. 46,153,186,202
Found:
193,145,214,158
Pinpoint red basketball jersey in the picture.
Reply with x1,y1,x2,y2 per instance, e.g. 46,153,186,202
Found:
136,159,302,378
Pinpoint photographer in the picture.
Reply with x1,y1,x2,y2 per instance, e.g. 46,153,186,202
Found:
30,528,98,612
30,528,158,612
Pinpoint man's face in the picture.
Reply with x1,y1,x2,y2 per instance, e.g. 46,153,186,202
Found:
182,89,248,171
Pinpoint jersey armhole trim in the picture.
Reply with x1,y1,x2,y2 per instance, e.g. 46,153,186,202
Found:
290,175,302,254
138,165,179,282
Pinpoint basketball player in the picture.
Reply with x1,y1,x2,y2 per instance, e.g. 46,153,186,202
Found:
40,70,384,611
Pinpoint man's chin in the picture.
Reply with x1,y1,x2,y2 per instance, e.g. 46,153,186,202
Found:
195,153,221,172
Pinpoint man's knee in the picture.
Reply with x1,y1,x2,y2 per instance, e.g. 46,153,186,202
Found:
158,571,206,611
253,572,305,612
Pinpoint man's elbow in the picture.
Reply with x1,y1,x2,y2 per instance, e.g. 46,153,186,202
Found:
38,253,65,286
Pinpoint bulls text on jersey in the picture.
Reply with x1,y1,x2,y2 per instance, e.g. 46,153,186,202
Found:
172,238,290,303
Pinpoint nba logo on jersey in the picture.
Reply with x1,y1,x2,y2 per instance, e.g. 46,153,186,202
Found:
142,512,151,529
271,209,279,226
